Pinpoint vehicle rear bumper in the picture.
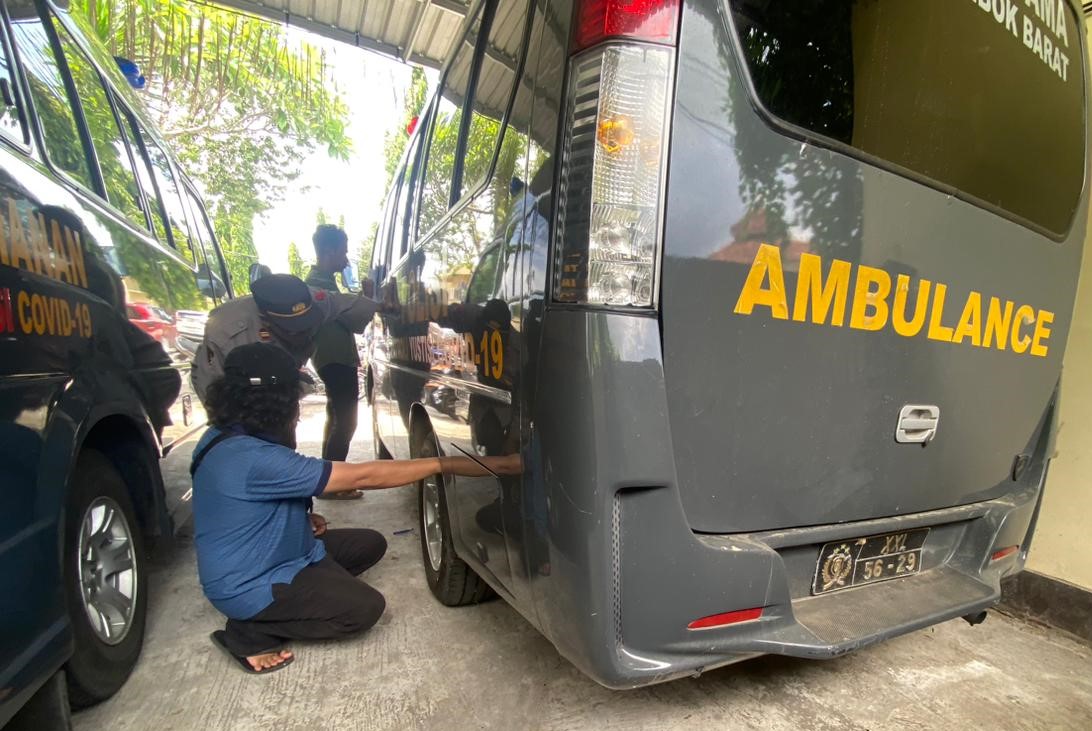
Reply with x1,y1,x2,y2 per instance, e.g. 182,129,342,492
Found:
528,310,1045,688
561,478,1041,689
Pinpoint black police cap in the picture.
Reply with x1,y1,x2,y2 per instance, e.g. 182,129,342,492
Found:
251,274,324,333
223,343,300,388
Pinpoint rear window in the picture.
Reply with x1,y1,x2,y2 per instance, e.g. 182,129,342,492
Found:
728,0,1085,236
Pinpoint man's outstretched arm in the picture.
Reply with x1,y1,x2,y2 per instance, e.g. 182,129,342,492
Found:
324,455,521,494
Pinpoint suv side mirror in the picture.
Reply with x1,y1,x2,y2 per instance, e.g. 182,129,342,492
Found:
248,262,272,285
197,264,228,299
341,264,360,292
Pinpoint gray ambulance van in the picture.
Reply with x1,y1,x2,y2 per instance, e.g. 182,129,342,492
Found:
367,0,1089,687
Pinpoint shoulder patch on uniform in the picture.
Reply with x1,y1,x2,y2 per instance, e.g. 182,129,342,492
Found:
314,290,327,301
227,319,249,338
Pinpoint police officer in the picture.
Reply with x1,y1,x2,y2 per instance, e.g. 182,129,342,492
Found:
305,226,363,493
191,273,378,406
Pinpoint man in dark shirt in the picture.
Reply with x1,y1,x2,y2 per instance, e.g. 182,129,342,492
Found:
193,343,515,673
305,225,363,500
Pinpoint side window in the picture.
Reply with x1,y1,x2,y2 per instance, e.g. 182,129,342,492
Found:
52,21,145,229
466,244,502,304
141,129,198,265
391,132,421,260
417,19,480,236
375,177,400,274
182,185,216,264
460,0,529,198
0,23,27,144
183,184,227,300
121,109,170,244
9,16,94,189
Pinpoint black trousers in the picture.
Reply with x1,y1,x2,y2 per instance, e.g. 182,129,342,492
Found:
318,363,360,461
221,529,387,657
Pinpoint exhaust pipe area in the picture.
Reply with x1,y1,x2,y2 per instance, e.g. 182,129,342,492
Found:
962,611,989,626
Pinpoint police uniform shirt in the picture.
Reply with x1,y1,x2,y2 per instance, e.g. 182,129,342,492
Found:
191,290,378,401
305,266,360,371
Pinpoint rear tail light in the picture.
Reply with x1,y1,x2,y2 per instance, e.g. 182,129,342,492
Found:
574,0,681,52
553,1,680,308
687,607,764,630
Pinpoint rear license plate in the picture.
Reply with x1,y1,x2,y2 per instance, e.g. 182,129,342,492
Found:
812,528,929,595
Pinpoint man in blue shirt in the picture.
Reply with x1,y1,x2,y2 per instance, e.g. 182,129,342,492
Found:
192,343,506,673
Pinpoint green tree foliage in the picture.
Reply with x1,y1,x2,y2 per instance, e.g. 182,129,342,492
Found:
73,0,352,294
287,241,307,279
357,221,378,276
383,67,428,188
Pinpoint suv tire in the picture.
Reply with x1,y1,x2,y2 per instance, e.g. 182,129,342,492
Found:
63,448,147,708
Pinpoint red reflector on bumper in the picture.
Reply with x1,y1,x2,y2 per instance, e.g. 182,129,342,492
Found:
687,607,763,630
991,545,1019,561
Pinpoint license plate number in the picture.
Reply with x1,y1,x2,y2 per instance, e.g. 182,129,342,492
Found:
812,528,929,595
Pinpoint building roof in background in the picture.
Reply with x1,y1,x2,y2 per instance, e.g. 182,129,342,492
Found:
213,0,472,70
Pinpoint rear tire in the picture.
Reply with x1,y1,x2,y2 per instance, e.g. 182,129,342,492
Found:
417,434,493,606
63,449,148,709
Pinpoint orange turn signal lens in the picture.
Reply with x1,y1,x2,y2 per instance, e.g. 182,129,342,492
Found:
597,115,635,154
687,607,763,630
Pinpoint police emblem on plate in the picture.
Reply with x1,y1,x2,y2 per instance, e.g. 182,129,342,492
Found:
820,544,853,592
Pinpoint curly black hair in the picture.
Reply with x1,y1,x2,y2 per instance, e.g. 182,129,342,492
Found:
204,377,300,446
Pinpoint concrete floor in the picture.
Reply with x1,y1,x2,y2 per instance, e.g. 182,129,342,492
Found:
74,402,1092,731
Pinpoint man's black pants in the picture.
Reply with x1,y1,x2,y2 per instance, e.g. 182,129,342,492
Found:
221,529,387,657
318,363,359,462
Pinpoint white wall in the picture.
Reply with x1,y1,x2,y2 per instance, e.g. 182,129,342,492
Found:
1024,14,1092,591
1027,214,1092,590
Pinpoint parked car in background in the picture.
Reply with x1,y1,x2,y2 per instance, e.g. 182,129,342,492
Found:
173,308,208,360
126,302,176,351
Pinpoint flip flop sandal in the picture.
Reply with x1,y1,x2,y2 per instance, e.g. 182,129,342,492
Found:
210,631,294,675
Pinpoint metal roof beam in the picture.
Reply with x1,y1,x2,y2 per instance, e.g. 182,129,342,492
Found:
403,0,433,61
206,0,453,68
433,0,469,16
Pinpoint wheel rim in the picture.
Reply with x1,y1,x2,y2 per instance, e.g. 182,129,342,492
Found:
422,474,443,572
78,497,138,645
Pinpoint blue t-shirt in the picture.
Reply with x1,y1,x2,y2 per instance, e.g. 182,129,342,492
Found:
191,428,332,620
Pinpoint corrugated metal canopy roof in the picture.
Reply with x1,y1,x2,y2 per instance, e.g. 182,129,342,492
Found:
213,0,473,69
210,0,561,146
